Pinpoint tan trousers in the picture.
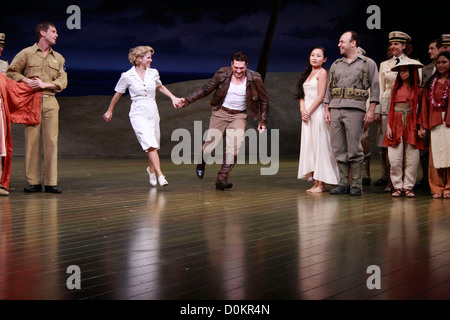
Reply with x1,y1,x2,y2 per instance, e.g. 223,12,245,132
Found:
428,141,450,195
24,96,59,186
203,108,248,164
388,138,419,191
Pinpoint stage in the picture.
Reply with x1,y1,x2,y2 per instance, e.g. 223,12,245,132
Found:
0,156,448,300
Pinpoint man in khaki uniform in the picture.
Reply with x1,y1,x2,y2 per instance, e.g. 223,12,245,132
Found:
324,31,380,196
7,22,67,193
0,33,8,75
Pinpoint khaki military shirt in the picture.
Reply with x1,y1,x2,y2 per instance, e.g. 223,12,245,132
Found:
7,43,67,95
0,59,8,75
324,53,380,112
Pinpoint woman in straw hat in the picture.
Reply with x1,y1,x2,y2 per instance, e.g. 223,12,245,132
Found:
382,58,425,197
418,51,450,199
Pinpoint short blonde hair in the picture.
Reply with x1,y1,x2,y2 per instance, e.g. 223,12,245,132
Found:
128,46,155,66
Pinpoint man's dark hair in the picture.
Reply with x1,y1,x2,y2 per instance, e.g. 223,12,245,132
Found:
345,31,360,47
231,52,249,64
36,21,56,40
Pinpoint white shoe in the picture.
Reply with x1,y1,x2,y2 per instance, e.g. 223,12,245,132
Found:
147,167,157,187
158,175,168,187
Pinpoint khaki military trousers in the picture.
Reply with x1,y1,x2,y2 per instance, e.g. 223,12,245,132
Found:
24,96,59,186
329,108,365,163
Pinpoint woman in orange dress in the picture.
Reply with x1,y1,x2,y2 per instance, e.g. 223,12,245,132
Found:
418,52,450,199
382,58,425,197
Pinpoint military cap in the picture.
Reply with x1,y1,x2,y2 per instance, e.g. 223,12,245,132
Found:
442,34,450,46
0,33,5,45
389,31,411,43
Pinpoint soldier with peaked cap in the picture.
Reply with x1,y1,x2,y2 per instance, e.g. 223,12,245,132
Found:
440,34,450,52
373,31,413,190
0,33,8,75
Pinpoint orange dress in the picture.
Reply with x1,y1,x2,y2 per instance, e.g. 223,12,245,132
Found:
0,73,42,190
382,77,424,150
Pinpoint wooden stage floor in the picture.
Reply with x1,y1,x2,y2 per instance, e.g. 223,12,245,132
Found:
0,156,448,301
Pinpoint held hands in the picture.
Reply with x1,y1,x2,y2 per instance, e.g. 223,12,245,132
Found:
171,97,185,109
418,127,426,138
174,97,187,109
258,124,266,134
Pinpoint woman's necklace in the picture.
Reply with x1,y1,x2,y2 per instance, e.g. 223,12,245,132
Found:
429,76,450,110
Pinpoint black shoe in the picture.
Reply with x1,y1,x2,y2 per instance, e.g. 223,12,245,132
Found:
373,178,388,187
362,178,372,186
349,187,362,196
215,180,233,190
24,184,42,193
196,163,205,179
414,179,430,189
330,185,350,194
45,186,62,194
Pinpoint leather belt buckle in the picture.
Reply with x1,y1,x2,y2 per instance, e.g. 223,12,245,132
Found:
221,106,244,114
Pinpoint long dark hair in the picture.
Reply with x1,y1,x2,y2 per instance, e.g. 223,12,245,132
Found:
425,51,450,90
396,65,418,88
295,46,327,100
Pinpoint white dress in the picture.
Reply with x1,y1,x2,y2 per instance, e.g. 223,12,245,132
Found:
298,69,339,185
115,67,162,151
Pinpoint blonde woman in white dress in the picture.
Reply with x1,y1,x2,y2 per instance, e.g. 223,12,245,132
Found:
103,46,181,187
297,46,339,193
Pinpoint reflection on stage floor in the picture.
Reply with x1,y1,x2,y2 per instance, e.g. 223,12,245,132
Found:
0,157,448,300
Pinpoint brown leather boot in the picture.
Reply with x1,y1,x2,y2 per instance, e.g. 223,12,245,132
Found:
215,156,236,190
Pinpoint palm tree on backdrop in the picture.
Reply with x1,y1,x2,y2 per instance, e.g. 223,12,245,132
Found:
257,0,282,82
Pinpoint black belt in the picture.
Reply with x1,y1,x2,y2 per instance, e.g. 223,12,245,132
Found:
221,106,246,114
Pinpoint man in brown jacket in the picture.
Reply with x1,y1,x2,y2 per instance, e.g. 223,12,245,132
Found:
178,52,269,190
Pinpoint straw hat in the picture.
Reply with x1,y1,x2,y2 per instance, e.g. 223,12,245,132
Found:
391,57,424,72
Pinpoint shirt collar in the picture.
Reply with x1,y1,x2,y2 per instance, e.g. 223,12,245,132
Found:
32,43,55,57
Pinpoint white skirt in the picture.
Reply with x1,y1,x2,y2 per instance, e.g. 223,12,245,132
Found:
129,98,160,151
430,113,450,169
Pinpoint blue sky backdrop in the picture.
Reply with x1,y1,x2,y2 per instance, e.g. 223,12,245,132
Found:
0,0,448,74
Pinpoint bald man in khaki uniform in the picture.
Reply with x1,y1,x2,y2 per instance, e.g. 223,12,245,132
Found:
7,22,67,193
324,31,380,196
